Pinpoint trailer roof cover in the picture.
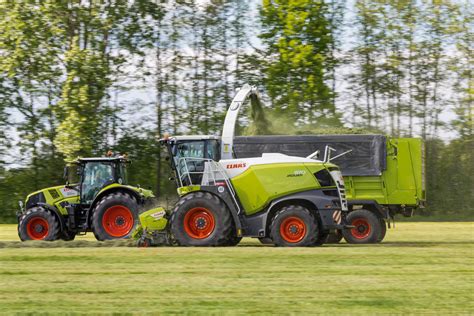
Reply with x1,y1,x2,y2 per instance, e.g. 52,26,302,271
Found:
234,135,387,176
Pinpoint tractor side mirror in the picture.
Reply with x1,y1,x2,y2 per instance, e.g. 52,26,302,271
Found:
63,166,69,182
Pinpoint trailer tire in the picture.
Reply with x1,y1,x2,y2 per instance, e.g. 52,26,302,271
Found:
377,219,387,243
270,205,319,247
170,192,233,246
258,237,273,245
326,230,344,244
18,207,60,241
91,192,138,241
343,209,381,244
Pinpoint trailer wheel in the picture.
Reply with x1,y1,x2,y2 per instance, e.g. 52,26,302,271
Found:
91,192,138,241
377,219,387,243
342,209,381,244
170,192,233,246
18,207,60,241
258,237,273,245
326,230,343,244
270,205,319,247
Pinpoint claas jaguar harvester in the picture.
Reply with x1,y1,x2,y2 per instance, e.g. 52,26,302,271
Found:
17,155,154,241
147,85,351,247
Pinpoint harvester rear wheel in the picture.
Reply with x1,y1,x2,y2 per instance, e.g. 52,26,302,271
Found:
342,209,381,244
270,205,319,247
91,192,138,241
60,230,77,241
170,192,234,246
18,207,60,241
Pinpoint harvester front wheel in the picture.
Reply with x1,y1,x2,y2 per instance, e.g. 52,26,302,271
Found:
342,209,381,244
18,207,60,241
170,192,234,246
270,205,319,247
91,192,138,241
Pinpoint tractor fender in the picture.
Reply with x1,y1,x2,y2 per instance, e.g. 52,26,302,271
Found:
347,200,389,219
34,203,67,233
90,186,143,212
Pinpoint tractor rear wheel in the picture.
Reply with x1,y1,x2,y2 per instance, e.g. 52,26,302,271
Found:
270,205,319,247
342,209,381,244
91,192,138,241
18,207,60,241
170,192,234,246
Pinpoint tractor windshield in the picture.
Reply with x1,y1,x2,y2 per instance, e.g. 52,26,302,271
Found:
81,162,115,203
117,163,128,185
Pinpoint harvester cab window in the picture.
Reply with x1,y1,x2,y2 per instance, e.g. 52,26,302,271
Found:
81,162,115,203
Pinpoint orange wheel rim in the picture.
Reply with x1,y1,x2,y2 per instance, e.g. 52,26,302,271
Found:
26,217,49,240
183,207,215,239
280,216,306,243
102,205,134,237
351,218,371,239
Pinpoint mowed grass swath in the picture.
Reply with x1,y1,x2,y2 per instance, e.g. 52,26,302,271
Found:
0,222,472,314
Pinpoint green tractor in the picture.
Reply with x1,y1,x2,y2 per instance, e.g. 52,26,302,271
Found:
17,156,154,241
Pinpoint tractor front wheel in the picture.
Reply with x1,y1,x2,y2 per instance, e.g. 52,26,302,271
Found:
342,209,382,244
18,207,60,241
91,192,138,241
170,192,234,246
270,205,319,247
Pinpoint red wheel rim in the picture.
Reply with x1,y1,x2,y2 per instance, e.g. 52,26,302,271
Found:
102,205,134,237
26,217,49,240
351,218,371,239
183,207,215,239
280,216,306,243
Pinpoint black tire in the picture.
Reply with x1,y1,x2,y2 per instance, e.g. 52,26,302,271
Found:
258,237,273,245
224,235,243,246
377,219,387,243
60,230,77,241
326,230,344,244
170,192,234,246
342,209,382,244
312,231,329,246
269,205,319,247
18,206,60,241
91,192,138,241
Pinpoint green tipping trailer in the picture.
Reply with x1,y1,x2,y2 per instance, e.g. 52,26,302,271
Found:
234,135,426,243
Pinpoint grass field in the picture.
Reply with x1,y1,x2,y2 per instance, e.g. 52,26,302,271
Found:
0,222,473,314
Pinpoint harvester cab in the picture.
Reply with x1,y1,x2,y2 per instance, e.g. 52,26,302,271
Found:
151,85,351,247
18,155,155,242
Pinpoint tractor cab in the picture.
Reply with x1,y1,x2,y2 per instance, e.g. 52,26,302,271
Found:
65,157,130,204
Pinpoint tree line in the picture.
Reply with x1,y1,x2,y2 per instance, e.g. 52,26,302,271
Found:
0,0,472,222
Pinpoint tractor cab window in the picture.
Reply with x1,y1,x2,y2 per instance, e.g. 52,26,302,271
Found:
81,162,115,203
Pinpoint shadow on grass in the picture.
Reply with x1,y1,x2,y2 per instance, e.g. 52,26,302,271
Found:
1,239,472,249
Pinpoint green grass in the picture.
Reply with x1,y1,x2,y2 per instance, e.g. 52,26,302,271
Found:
0,223,473,315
